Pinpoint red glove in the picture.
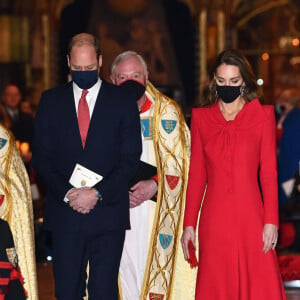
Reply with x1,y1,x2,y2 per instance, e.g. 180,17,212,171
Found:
188,240,198,268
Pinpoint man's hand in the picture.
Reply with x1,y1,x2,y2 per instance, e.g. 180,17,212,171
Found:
67,187,99,214
129,179,158,208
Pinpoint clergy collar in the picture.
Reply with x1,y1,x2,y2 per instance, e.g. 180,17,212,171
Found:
139,96,152,114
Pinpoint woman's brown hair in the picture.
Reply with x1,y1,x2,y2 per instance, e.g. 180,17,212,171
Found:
201,49,260,107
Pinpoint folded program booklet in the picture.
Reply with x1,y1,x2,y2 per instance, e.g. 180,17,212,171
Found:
69,163,103,188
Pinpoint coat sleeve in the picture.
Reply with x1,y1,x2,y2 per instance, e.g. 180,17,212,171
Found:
32,92,73,201
183,109,207,229
259,106,279,227
96,96,142,202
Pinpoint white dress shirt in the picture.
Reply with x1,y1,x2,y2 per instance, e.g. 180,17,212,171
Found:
72,78,102,116
64,78,102,204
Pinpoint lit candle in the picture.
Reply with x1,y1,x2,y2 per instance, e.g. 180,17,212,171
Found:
20,142,30,155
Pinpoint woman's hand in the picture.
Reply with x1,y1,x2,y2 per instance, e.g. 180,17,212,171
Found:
181,226,196,260
262,223,278,253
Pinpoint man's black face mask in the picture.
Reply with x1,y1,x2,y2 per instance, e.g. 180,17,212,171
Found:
119,80,146,101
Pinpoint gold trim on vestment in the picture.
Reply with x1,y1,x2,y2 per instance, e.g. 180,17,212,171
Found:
0,124,38,299
0,128,14,222
140,82,194,299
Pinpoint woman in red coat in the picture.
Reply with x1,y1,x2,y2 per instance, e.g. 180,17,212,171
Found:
181,49,286,299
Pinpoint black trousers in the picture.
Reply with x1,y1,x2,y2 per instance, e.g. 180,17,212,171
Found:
51,227,125,300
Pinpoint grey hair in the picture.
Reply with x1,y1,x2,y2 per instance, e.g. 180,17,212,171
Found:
111,51,148,79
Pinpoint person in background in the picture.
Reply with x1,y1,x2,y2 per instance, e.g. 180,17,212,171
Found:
276,88,300,209
0,103,11,129
20,100,34,117
111,51,196,300
1,84,33,147
32,33,141,299
275,88,300,251
181,49,286,299
0,123,38,299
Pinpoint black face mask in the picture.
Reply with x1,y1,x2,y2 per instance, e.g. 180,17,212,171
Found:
119,80,146,100
71,70,98,89
216,85,241,103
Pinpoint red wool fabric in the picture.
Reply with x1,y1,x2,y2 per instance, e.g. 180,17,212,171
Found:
183,99,285,299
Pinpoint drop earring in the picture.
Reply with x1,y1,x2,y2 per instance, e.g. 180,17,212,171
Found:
240,86,245,97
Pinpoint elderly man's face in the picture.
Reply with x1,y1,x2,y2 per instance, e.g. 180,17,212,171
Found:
112,56,147,87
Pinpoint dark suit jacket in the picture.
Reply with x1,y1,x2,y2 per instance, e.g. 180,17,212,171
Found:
278,108,300,208
32,80,142,234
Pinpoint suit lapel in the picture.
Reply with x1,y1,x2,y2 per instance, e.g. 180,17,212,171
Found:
62,84,83,150
85,81,108,149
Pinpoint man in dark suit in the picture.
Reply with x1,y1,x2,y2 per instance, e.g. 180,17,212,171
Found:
32,33,142,299
1,84,34,146
1,83,34,184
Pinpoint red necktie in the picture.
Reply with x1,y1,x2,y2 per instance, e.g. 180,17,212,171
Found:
78,89,90,147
